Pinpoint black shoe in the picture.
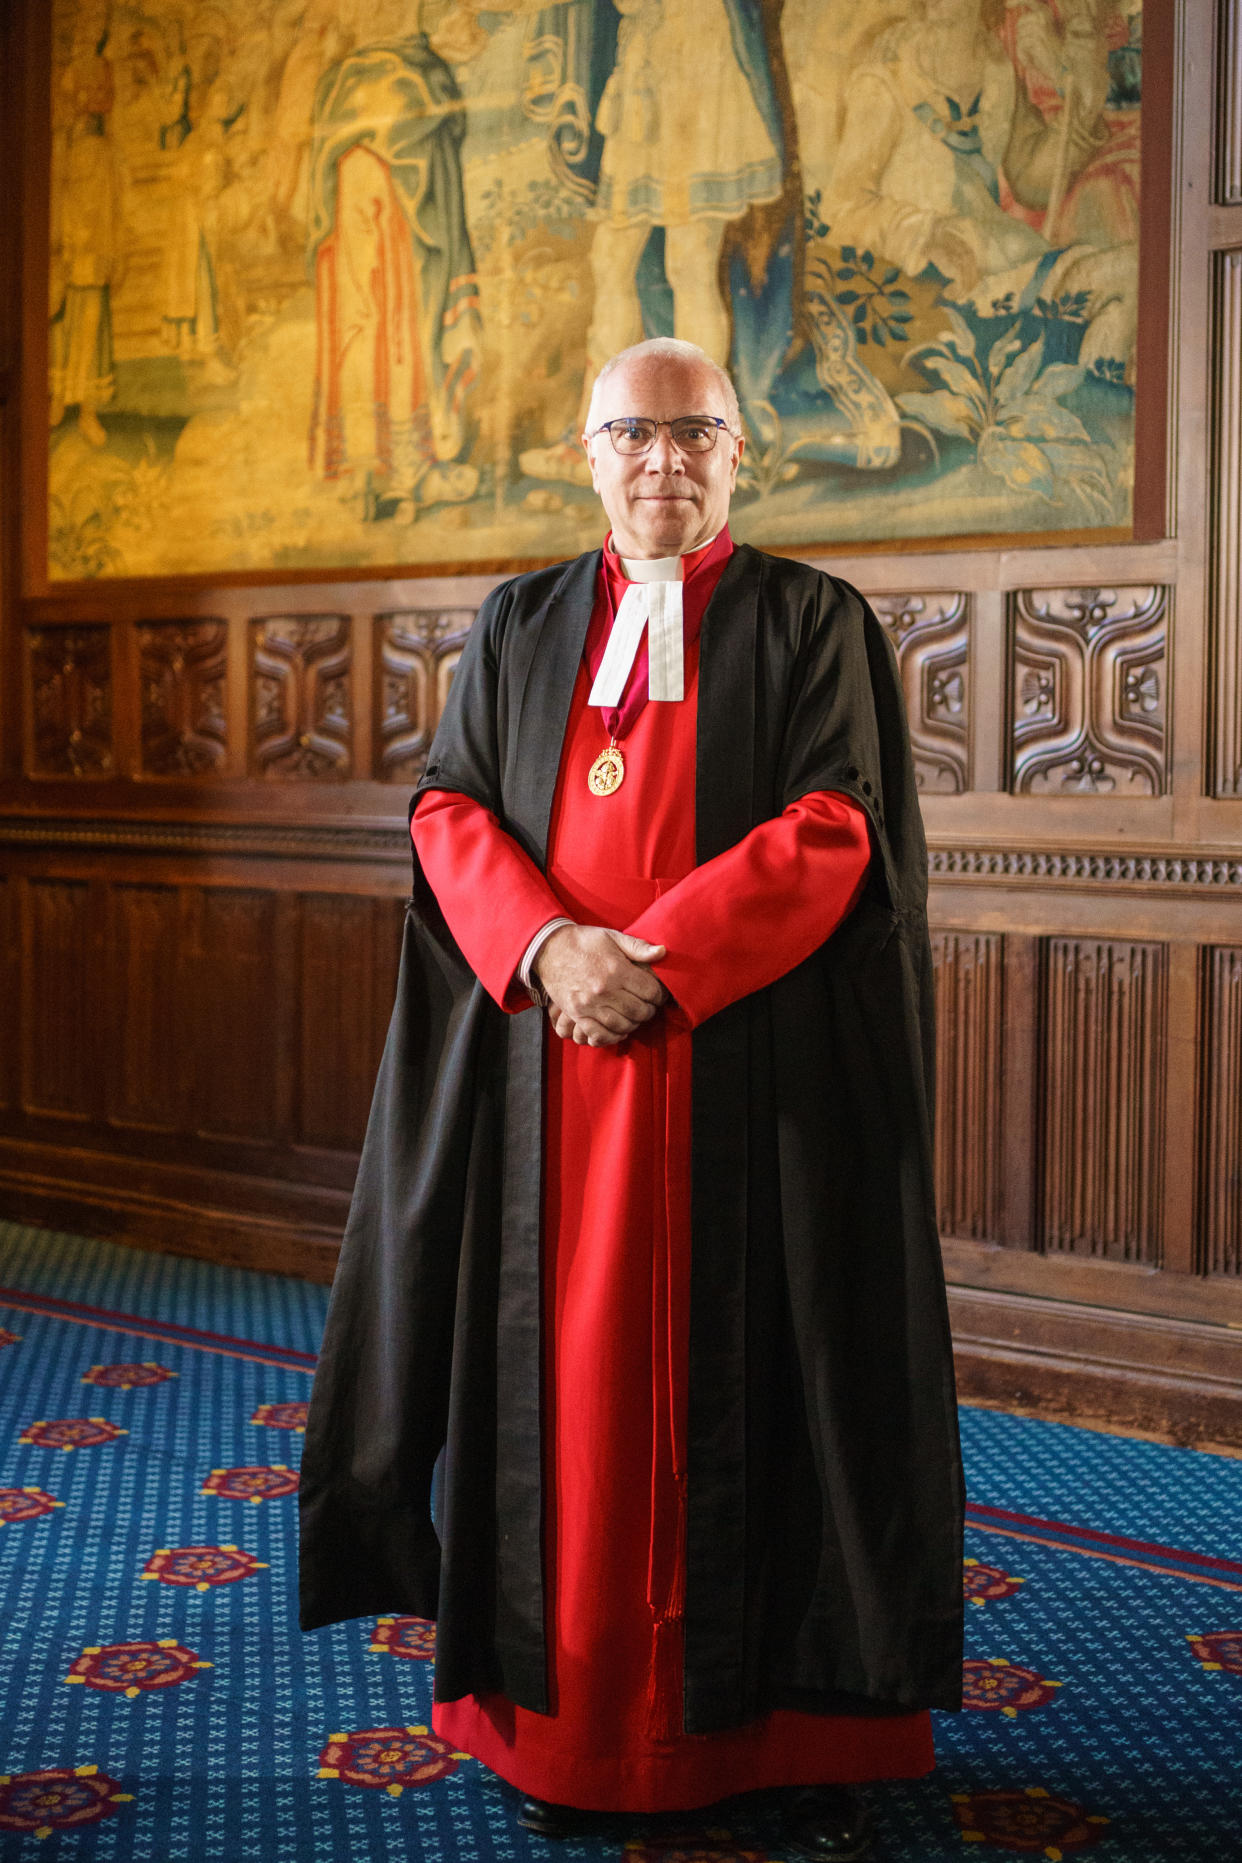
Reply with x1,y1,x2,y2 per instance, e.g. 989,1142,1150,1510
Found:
516,1795,576,1838
782,1785,873,1860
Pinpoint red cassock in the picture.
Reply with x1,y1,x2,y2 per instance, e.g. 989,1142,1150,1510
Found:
412,533,934,1811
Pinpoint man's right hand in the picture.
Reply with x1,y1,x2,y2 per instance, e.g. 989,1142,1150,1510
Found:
534,925,667,1047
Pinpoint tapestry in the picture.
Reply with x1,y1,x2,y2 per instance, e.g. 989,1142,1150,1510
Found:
47,0,1144,580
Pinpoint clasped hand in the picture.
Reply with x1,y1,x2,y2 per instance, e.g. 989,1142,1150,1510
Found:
533,924,667,1047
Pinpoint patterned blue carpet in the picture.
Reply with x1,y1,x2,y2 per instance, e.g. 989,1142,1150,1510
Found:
1,1219,1240,1861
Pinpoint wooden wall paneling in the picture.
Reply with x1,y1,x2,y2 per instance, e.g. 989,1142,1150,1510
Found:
374,608,474,782
999,932,1040,1251
20,875,97,1119
250,614,352,779
1010,586,1169,796
190,887,280,1142
24,623,114,777
1220,0,1242,203
1202,945,1242,1276
1209,250,1242,796
1041,938,1167,1264
350,612,375,784
871,595,970,793
136,620,228,778
298,892,398,1150
1161,942,1200,1276
106,882,184,1131
272,891,301,1147
224,612,250,779
931,930,1003,1241
969,586,1006,793
0,876,15,1109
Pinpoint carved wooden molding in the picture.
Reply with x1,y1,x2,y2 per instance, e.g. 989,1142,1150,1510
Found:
251,616,352,780
1220,0,1242,203
929,847,1242,889
5,817,1242,892
931,931,1003,1241
0,816,408,861
137,621,227,778
1202,946,1242,1275
25,626,114,778
1042,938,1166,1265
871,594,969,793
375,609,474,782
1011,586,1169,795
1210,252,1242,795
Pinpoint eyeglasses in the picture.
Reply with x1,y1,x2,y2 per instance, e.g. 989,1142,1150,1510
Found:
589,415,733,456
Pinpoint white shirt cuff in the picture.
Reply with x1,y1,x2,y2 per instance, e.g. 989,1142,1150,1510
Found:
518,918,576,1003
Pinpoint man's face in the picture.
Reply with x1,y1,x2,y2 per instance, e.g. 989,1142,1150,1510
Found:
581,355,744,558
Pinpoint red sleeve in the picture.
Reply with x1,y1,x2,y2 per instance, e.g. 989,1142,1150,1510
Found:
411,790,569,1011
625,791,871,1029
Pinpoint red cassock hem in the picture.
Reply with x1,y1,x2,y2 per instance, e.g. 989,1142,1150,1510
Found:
432,1695,935,1812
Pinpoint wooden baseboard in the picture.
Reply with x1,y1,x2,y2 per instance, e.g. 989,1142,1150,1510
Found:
949,1284,1242,1448
0,1153,345,1284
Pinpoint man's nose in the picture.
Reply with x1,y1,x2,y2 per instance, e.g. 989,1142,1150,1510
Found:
644,428,683,472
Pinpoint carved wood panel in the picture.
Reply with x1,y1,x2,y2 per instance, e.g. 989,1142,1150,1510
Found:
137,621,227,778
21,878,96,1117
1011,587,1168,794
1042,938,1166,1264
1202,946,1242,1275
871,594,970,793
298,894,403,1149
190,889,280,1139
107,885,184,1130
251,616,351,779
375,609,474,782
25,626,113,777
931,930,1004,1241
1210,253,1242,795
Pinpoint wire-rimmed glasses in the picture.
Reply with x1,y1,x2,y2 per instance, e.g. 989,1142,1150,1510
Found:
589,415,733,456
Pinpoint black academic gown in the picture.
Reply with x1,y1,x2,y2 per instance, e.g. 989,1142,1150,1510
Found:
298,543,966,1732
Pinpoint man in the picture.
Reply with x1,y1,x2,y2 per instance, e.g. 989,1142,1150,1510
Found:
299,338,964,1861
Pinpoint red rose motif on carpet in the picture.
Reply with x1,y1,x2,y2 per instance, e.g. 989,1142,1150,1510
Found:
317,1726,464,1795
370,1616,437,1660
202,1464,298,1503
1186,1632,1242,1676
142,1544,269,1590
66,1640,212,1697
82,1362,177,1390
0,1327,21,1349
964,1558,1027,1607
20,1418,128,1452
0,1766,133,1839
962,1657,1063,1715
250,1402,309,1432
0,1487,66,1526
952,1787,1109,1856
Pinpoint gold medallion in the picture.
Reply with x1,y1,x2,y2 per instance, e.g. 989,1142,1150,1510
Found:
588,743,625,797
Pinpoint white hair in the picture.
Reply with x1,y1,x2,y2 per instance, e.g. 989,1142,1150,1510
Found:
585,338,741,434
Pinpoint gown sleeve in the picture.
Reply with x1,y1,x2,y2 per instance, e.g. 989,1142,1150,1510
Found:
412,789,570,1011
625,791,871,1029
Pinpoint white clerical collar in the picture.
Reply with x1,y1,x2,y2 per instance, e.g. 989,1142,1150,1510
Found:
609,535,718,583
620,552,682,582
